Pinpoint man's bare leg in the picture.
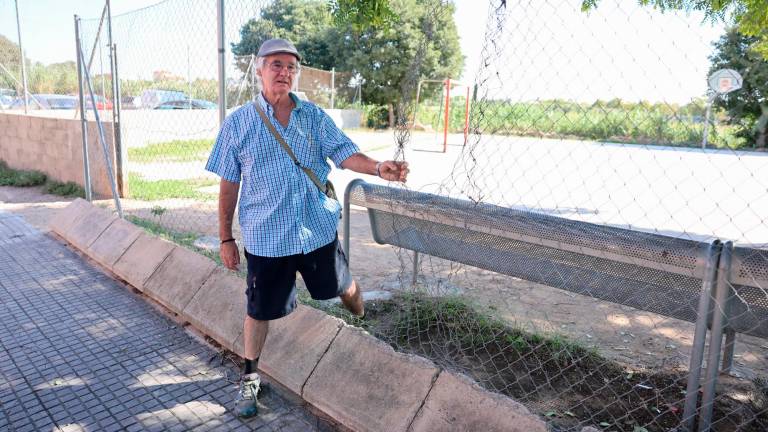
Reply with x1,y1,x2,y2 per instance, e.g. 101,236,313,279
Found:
234,316,269,418
340,280,364,317
244,316,269,361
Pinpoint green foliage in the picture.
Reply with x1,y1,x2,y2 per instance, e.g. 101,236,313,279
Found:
329,0,397,31
0,35,22,90
232,0,463,114
0,161,47,187
361,104,390,129
42,181,85,198
127,139,214,163
127,173,217,201
709,28,768,148
232,0,335,70
28,61,78,95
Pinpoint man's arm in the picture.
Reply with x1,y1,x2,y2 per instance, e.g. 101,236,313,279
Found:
340,152,409,182
219,179,241,270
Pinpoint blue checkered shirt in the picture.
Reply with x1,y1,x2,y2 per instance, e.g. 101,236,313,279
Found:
205,93,359,257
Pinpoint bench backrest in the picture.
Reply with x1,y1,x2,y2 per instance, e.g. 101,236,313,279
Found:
346,180,768,339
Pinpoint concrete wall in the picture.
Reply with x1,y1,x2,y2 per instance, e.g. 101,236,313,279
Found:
0,111,118,198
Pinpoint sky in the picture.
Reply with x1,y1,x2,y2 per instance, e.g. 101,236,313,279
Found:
0,0,725,103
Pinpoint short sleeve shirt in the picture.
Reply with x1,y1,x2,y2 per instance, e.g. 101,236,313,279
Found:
205,93,359,257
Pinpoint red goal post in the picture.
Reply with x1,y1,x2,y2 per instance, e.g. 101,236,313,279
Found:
413,78,471,153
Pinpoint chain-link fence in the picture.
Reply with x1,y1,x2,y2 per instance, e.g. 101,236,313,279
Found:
73,0,768,430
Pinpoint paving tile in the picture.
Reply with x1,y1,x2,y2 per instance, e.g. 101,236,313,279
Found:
0,210,325,431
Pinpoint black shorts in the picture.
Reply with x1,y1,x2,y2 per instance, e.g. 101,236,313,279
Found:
244,237,353,321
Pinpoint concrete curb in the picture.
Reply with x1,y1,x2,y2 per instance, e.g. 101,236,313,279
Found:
303,325,439,432
143,246,217,315
256,305,344,396
65,205,118,251
409,371,548,432
48,197,91,236
112,233,176,291
49,200,548,432
183,267,246,352
86,217,143,269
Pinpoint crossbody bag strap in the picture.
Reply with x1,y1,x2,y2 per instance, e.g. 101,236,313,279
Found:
254,102,329,195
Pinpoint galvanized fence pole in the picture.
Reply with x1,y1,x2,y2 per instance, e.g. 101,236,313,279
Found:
14,0,28,113
216,0,226,125
74,15,93,202
79,46,123,218
698,241,734,431
106,0,125,199
682,240,722,431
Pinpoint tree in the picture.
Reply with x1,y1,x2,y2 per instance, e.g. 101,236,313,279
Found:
231,0,463,126
232,0,335,70
708,28,768,148
582,1,768,57
0,35,22,90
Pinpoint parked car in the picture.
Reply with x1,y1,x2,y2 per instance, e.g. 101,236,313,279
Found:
85,95,113,110
140,89,188,109
0,95,15,109
154,99,217,110
120,96,142,109
1,88,17,109
10,94,78,110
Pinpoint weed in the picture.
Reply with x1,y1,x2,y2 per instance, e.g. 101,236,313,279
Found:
0,161,47,187
43,181,85,198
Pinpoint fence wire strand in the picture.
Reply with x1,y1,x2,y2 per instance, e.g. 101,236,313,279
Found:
71,1,768,431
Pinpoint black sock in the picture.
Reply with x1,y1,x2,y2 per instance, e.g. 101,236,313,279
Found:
244,357,259,375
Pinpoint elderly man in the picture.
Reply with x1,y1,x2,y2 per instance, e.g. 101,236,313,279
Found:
205,38,408,417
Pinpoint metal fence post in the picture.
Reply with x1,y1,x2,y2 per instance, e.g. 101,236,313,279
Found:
14,0,28,113
74,15,93,202
251,54,257,102
216,0,226,126
682,240,722,431
106,0,124,199
331,67,335,109
698,241,734,431
79,45,123,218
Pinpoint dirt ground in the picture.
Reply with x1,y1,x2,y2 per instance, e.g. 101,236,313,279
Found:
2,184,766,385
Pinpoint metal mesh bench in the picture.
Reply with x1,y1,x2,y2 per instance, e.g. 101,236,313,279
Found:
342,179,768,430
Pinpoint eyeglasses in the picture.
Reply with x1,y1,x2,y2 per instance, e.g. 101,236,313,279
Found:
267,61,300,75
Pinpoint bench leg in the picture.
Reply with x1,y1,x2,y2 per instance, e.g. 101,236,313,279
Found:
412,251,419,286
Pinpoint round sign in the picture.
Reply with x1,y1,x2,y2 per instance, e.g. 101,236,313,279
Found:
708,69,743,94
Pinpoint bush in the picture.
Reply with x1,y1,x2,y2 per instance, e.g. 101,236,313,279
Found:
43,181,85,198
0,161,47,187
363,104,389,129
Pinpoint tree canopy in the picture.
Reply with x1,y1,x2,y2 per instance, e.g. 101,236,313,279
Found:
232,0,463,117
708,28,768,148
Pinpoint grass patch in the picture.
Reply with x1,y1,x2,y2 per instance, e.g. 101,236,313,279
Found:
42,181,85,198
127,215,221,264
128,139,214,163
417,98,749,149
127,173,217,201
0,160,47,187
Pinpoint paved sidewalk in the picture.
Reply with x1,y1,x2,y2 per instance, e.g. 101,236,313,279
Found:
0,210,328,432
